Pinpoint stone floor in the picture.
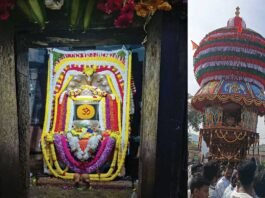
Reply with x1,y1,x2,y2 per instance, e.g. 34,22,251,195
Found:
29,176,135,198
30,185,133,198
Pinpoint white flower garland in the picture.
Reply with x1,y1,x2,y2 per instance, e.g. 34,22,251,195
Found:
195,60,265,76
203,31,265,44
195,46,265,60
66,131,102,161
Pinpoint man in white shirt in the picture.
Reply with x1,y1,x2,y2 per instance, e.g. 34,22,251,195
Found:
222,170,238,198
230,160,257,198
215,164,233,198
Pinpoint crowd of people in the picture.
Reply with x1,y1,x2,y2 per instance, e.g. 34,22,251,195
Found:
188,159,265,198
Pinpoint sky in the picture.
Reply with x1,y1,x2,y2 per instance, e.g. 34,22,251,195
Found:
188,0,265,144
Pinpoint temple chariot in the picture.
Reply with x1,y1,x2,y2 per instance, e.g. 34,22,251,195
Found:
192,8,265,161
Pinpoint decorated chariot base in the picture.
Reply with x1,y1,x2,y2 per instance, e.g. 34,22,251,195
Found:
41,48,133,181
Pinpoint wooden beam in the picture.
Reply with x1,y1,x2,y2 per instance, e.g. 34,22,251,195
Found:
155,9,187,197
16,27,145,48
0,25,20,197
15,38,31,198
138,12,162,198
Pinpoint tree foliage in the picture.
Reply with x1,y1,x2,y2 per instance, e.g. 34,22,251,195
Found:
188,94,203,132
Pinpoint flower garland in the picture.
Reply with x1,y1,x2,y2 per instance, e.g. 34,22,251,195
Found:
200,27,265,45
97,0,135,28
135,0,171,18
106,75,122,131
195,55,265,74
199,33,265,49
195,61,265,77
194,26,265,89
61,135,108,169
196,69,265,90
66,131,102,161
98,70,123,99
54,135,116,173
114,0,135,29
196,65,265,81
195,39,265,58
105,94,119,131
97,0,172,28
195,51,265,67
195,46,265,64
192,92,265,115
54,64,125,98
200,128,259,161
194,49,265,88
54,93,68,132
87,53,131,181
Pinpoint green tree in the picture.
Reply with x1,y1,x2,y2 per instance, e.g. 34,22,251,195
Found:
188,94,203,132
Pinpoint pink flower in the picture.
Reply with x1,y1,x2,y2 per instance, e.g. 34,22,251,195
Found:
97,0,123,14
97,0,135,28
114,13,134,28
114,0,135,28
120,0,135,15
108,0,123,12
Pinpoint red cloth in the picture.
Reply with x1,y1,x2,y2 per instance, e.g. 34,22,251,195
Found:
234,16,243,33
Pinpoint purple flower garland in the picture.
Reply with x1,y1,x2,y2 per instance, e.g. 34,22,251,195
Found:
54,134,116,174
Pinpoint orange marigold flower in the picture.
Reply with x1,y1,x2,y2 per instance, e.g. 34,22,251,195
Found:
157,1,172,11
135,3,154,17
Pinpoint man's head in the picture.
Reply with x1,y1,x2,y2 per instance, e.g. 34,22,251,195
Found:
190,176,210,198
254,169,265,198
191,163,203,176
237,160,257,188
224,163,234,180
203,160,219,184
